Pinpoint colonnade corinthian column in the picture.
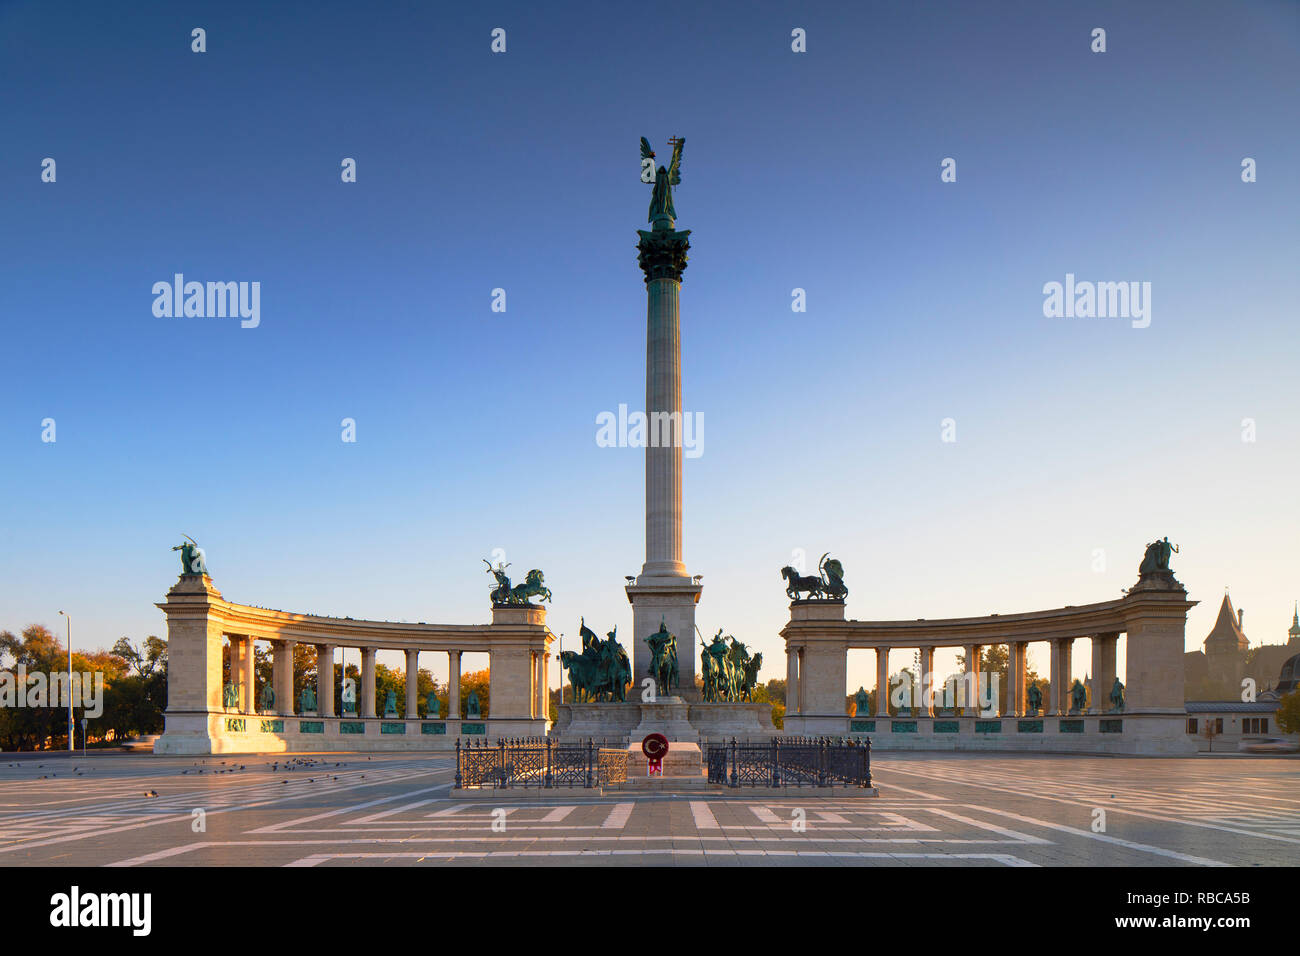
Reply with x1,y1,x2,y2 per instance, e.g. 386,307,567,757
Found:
626,211,701,696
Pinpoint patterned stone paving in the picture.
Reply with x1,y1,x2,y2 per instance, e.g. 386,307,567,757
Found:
0,751,1295,866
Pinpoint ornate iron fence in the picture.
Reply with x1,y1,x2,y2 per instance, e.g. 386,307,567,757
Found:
455,737,627,789
704,736,872,789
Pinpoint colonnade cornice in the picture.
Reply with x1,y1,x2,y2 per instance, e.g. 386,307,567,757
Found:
162,593,555,650
780,592,1195,648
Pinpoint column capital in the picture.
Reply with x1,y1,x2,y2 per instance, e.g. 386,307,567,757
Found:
637,227,691,283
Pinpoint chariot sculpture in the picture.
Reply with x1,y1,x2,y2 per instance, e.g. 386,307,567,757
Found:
781,553,848,602
484,559,552,606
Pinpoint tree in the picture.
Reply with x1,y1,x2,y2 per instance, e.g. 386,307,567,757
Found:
956,645,1044,713
459,668,490,717
293,643,316,709
752,679,785,729
1275,691,1300,735
0,625,150,750
101,636,168,740
411,667,442,718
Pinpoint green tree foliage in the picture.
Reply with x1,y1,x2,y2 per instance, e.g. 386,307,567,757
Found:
0,625,162,750
956,646,1045,712
100,636,168,740
459,668,490,717
293,643,316,708
1276,691,1300,735
752,678,785,729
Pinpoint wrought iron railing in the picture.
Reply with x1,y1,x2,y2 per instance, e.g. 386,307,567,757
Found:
454,737,627,789
705,736,872,789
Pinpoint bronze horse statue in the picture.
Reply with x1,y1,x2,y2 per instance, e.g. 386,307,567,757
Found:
781,566,825,600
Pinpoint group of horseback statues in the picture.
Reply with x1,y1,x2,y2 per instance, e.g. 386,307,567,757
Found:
560,619,635,702
559,618,763,704
699,630,762,703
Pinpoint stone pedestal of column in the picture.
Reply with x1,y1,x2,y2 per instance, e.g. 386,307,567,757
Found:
626,578,702,700
629,696,697,743
780,601,849,735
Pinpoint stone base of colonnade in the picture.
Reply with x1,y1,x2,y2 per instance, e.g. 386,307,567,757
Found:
551,699,775,747
154,712,548,755
833,713,1195,755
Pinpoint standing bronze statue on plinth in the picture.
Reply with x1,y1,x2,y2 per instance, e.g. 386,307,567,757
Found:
644,618,679,697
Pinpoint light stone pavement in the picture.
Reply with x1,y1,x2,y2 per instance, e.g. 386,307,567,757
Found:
0,752,1296,867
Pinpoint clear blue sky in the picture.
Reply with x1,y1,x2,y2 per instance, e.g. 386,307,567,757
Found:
1,0,1297,690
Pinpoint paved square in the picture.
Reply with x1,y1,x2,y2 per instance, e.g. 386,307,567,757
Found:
1,752,1296,866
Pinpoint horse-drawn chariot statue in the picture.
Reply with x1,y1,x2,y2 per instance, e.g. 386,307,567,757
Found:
780,552,848,602
484,559,552,606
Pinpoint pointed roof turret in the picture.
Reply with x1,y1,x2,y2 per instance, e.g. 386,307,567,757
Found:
1288,602,1300,645
1204,593,1249,653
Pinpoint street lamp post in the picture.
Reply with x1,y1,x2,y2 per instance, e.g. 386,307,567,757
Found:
58,611,72,754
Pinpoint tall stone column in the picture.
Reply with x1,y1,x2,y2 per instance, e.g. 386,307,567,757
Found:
919,645,936,716
626,217,702,697
541,652,551,721
1091,632,1119,713
1059,638,1074,713
1124,598,1193,713
1008,642,1027,717
448,650,462,719
963,643,979,714
1049,638,1074,714
228,637,243,709
154,571,226,755
797,649,806,714
533,653,546,720
273,639,296,715
360,647,376,718
405,648,420,718
779,602,848,734
875,647,890,717
241,637,256,713
316,644,335,717
786,647,800,715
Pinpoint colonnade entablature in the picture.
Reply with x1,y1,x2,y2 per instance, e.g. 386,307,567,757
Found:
781,578,1198,755
155,572,554,755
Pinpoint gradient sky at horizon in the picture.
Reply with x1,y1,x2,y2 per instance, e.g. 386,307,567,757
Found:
1,0,1297,691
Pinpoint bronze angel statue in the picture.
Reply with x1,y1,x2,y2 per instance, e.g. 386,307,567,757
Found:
641,136,684,225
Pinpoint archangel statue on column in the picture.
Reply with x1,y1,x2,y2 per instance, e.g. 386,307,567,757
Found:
641,136,684,225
